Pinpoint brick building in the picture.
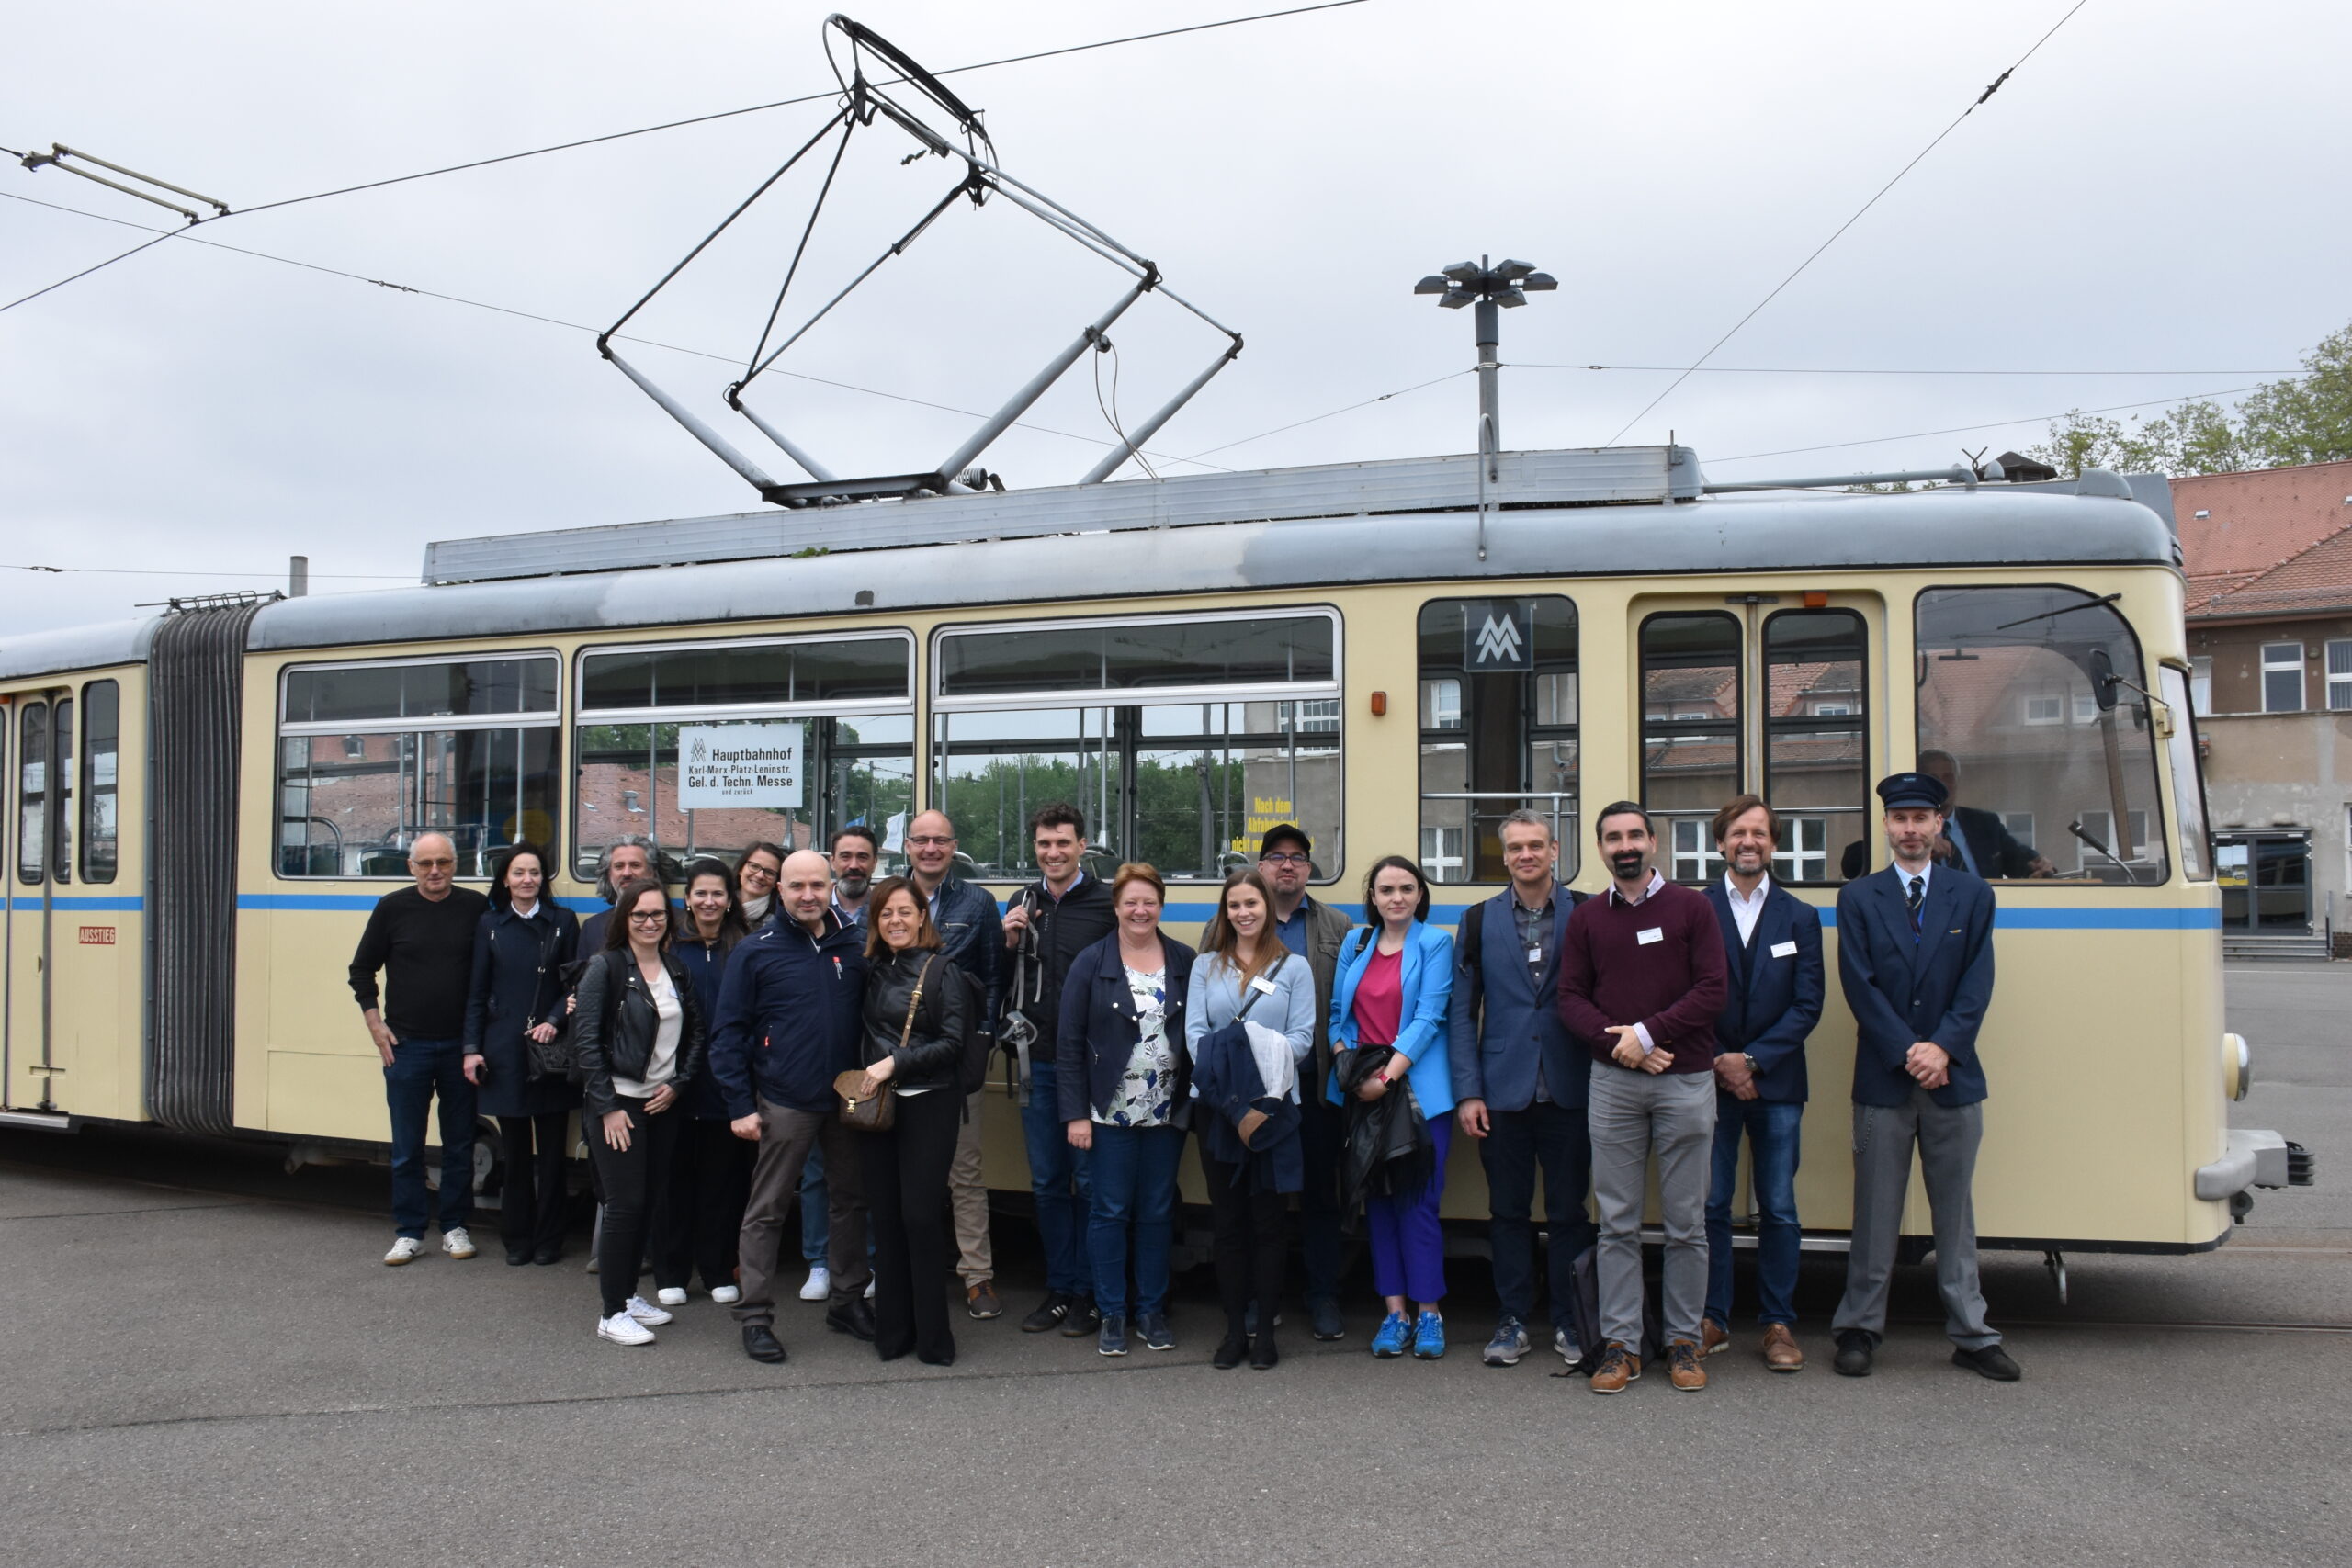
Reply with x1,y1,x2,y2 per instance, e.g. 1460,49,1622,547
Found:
2177,457,2352,953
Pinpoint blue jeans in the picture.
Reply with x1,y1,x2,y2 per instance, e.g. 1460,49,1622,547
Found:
1021,1060,1094,1298
799,1145,829,1264
1086,1122,1184,1319
1479,1100,1598,1333
383,1035,476,1239
1705,1097,1804,1328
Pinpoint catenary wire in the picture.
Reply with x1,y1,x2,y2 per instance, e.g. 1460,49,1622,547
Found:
228,2,1373,216
0,225,181,315
0,189,1232,472
1176,369,1473,462
1707,384,2264,466
4,562,412,580
1600,0,2093,445
1514,362,2298,378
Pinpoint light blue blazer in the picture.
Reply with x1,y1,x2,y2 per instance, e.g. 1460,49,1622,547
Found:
1326,920,1456,1118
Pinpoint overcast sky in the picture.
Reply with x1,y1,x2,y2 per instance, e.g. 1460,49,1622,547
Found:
5,0,2347,636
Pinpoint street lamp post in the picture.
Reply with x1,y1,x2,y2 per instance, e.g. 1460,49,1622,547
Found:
1415,256,1555,557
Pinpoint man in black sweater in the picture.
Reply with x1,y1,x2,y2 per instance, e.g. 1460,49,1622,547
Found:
1000,803,1116,1337
348,832,490,1266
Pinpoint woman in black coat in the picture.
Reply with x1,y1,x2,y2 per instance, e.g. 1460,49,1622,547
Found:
462,842,582,1266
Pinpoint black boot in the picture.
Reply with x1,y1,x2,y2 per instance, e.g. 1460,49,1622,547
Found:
1213,1325,1250,1371
1250,1330,1280,1371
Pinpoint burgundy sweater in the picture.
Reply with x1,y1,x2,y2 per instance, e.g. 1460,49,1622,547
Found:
1557,879,1727,1075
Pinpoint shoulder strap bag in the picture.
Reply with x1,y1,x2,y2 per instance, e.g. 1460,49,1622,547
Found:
837,955,933,1133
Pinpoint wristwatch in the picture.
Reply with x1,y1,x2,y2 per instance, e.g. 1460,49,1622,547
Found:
1743,1053,1759,1075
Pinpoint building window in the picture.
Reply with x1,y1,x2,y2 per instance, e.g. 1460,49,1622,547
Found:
2189,657,2212,717
1669,818,1724,883
2327,641,2352,712
578,632,914,876
2021,694,2064,725
2076,809,2154,872
1416,597,1577,884
1773,816,1828,883
935,610,1340,882
2262,642,2305,713
2002,812,2035,848
1762,608,1866,884
277,653,561,877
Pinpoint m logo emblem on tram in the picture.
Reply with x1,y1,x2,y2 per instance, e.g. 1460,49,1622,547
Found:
690,736,709,764
1467,602,1534,671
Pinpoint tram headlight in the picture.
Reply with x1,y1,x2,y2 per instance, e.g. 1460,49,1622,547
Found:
2223,1033,2252,1102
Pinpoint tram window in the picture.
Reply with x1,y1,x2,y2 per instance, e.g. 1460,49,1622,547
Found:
51,697,73,884
2160,666,2211,880
277,652,563,878
1640,613,1739,885
1915,586,2169,883
933,611,1342,882
16,701,44,886
1415,597,1577,885
80,679,119,883
1763,609,1866,885
574,634,914,875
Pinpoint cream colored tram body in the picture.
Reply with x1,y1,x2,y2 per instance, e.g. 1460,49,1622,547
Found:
0,448,2277,1254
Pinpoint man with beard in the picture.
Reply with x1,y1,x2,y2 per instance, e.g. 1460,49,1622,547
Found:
1830,772,2017,1382
830,825,880,924
1558,802,1726,1394
1699,795,1822,1373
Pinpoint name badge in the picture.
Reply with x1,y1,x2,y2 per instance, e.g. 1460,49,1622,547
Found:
1636,927,1664,946
1526,946,1544,965
1770,941,1798,958
1249,974,1278,995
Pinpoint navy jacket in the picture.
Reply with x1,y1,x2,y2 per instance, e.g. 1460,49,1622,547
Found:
673,930,743,1119
1702,880,1823,1104
1446,887,1589,1113
461,900,582,1120
1835,864,1996,1109
708,910,869,1118
1057,931,1196,1122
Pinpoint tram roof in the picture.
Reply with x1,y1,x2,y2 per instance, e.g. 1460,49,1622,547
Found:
0,448,2179,681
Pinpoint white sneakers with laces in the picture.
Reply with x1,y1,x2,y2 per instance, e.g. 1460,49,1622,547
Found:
383,1236,424,1266
798,1267,831,1303
624,1295,673,1326
655,1287,689,1308
441,1227,477,1260
598,1312,655,1346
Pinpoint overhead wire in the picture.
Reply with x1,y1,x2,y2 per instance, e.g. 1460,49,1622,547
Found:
4,561,412,581
0,225,181,316
0,188,1233,472
1707,384,2265,466
1600,0,2094,446
1514,362,2297,378
1177,368,1473,462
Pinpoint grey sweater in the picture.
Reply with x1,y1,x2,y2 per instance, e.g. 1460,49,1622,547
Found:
1183,951,1317,1101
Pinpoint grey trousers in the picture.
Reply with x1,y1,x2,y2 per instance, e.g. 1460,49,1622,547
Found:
1589,1066,1717,1348
949,1089,994,1286
1832,1087,2000,1351
734,1098,872,1327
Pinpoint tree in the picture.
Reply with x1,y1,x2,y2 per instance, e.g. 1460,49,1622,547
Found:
2027,319,2352,476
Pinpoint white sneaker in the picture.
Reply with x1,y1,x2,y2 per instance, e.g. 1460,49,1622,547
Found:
656,1287,689,1308
598,1312,655,1346
441,1227,477,1260
798,1267,831,1303
624,1294,674,1326
711,1284,742,1305
383,1236,424,1266
865,1278,876,1301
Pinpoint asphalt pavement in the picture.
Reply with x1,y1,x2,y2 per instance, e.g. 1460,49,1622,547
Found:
0,966,2345,1568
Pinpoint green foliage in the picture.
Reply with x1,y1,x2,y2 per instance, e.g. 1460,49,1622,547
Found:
2027,320,2352,477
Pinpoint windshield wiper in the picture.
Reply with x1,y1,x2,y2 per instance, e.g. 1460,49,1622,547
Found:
2068,818,2154,886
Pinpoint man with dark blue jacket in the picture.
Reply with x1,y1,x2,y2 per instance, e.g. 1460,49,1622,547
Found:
1699,795,1822,1373
711,849,873,1364
1830,772,2018,1382
1449,809,1591,1369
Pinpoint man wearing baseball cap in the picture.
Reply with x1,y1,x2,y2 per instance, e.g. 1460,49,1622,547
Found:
1829,770,2018,1382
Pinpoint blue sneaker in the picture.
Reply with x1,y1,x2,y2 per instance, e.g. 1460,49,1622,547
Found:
1096,1315,1128,1357
1411,1311,1446,1359
1370,1311,1411,1358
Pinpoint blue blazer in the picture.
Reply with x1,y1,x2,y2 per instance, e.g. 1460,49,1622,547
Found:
1702,882,1823,1104
1446,889,1589,1112
1327,921,1456,1118
1834,865,1996,1109
1056,931,1196,1123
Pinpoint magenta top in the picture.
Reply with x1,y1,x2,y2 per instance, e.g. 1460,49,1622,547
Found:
1350,947,1405,1046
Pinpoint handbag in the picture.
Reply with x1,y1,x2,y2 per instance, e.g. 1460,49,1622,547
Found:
836,955,933,1134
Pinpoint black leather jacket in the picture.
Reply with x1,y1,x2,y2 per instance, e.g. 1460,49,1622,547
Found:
574,949,707,1119
859,946,970,1095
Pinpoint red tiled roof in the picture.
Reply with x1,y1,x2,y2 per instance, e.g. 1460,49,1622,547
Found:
2174,459,2352,623
2196,523,2352,620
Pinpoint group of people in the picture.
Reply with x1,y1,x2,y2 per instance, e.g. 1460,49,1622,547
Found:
347,767,2018,1388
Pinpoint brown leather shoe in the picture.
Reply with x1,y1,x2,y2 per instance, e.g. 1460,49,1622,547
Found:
1761,1323,1804,1372
1667,1338,1707,1391
1700,1316,1730,1357
1589,1341,1640,1394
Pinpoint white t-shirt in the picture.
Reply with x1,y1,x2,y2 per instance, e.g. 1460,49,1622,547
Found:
612,965,682,1100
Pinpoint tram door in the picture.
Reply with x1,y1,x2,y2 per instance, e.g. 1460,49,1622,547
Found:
6,691,68,1111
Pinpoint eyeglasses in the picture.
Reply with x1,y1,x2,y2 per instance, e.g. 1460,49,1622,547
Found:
1258,852,1310,866
627,911,669,925
412,859,456,870
907,836,956,848
739,865,777,882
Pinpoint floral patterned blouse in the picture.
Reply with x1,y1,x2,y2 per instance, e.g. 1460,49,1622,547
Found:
1099,965,1177,1127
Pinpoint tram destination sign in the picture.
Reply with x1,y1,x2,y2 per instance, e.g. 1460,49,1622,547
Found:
676,723,804,810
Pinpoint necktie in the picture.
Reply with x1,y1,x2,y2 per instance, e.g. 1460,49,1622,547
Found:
1905,875,1925,938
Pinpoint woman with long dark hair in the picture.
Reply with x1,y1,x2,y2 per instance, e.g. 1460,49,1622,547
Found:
734,840,786,930
461,843,581,1266
652,857,753,1307
574,877,706,1346
853,876,973,1365
1329,854,1456,1360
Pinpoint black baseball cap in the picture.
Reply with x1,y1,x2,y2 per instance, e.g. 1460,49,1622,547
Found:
1257,824,1312,858
1876,772,1950,811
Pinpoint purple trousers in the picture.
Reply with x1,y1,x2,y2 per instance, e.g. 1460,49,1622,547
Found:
1366,1113,1452,1303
